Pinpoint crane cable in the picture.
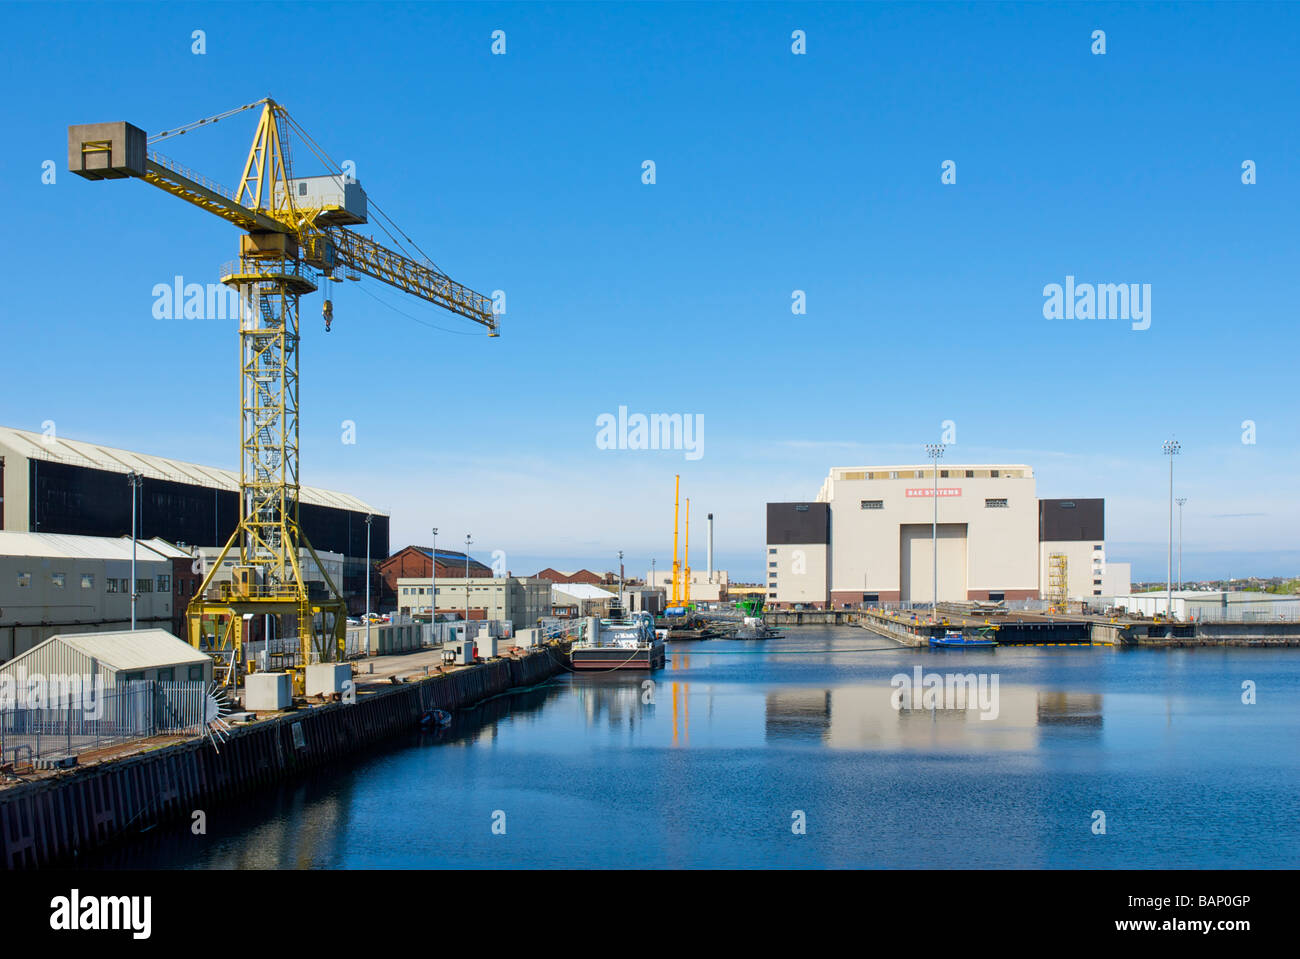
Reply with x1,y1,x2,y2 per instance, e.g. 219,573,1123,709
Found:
278,110,446,276
147,100,264,144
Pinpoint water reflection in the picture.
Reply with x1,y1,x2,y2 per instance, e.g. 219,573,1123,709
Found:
762,686,1106,750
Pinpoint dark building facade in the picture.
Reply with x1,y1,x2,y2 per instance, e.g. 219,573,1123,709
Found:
1,427,388,613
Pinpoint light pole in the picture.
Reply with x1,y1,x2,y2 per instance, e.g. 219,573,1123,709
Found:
1163,439,1180,621
618,550,625,610
924,443,945,621
430,527,438,642
127,471,142,630
1176,498,1187,589
464,534,473,628
364,514,372,652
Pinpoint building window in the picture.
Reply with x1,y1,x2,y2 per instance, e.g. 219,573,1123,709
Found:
187,665,205,681
1093,590,1102,596
1093,579,1102,586
991,469,1000,478
965,470,974,478
988,592,1005,602
157,574,171,592
889,471,899,479
106,579,119,593
1060,501,1076,509
136,579,153,593
940,470,949,478
862,593,879,603
985,498,1008,508
81,574,95,589
768,592,777,599
861,500,883,510
769,561,777,568
51,572,66,588
17,572,30,588
768,548,776,554
1093,544,1103,551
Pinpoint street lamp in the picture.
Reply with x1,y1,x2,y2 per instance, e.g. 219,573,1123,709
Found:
1176,498,1189,589
127,471,142,630
464,534,473,628
1163,439,1180,621
364,513,373,653
430,527,438,643
924,443,945,622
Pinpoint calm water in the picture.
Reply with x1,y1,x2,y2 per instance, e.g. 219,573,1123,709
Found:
91,627,1300,868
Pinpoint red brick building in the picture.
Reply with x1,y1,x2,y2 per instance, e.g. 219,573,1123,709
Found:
379,546,493,605
535,568,603,585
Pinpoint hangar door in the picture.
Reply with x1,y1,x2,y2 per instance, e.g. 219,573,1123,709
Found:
900,523,968,603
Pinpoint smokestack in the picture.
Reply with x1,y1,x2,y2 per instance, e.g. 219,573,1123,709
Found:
707,512,714,581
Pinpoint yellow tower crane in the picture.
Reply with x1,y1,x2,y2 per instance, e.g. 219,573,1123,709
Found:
68,99,498,690
670,475,681,605
683,498,692,606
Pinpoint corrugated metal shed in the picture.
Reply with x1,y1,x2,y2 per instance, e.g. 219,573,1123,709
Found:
0,629,210,681
0,425,385,515
0,532,190,561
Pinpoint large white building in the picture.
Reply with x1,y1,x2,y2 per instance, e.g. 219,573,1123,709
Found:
767,464,1111,608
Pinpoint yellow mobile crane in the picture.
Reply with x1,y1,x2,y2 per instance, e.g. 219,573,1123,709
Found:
68,99,498,690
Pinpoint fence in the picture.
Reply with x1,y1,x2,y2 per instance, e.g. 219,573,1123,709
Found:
0,681,207,769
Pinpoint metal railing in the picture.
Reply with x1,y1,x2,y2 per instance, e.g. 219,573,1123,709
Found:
1,681,208,770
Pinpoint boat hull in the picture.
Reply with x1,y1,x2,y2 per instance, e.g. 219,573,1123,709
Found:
570,641,666,670
929,637,998,648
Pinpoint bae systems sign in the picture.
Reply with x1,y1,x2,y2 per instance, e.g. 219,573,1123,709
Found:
905,488,962,497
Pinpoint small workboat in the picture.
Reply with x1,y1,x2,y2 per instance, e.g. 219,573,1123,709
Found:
930,629,997,649
570,610,667,670
730,615,780,640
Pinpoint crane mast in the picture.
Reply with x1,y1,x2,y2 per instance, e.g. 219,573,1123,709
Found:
68,100,498,690
683,498,692,606
670,475,681,605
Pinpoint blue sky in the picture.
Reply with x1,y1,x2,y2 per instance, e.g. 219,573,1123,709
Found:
2,1,1297,582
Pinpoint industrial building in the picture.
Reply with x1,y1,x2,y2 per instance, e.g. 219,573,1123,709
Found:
0,426,387,613
767,464,1116,608
396,575,551,626
0,629,213,688
535,568,604,585
552,583,618,618
1108,590,1299,622
647,570,730,603
0,532,197,661
379,547,492,611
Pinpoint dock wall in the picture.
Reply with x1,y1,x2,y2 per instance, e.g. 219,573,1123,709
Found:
0,645,567,869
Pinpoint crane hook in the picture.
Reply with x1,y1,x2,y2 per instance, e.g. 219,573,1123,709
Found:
323,298,333,332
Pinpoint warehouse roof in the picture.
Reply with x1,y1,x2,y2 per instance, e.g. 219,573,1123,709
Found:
0,425,385,515
552,583,617,600
4,629,209,673
0,532,191,561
